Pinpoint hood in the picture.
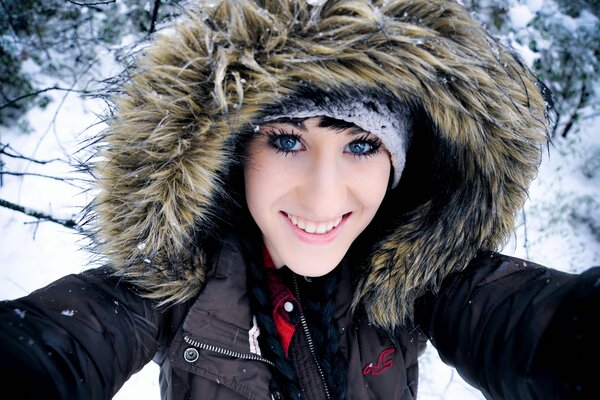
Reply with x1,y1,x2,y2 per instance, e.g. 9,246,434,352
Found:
92,0,549,330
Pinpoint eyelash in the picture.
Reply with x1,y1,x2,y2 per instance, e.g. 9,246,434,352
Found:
266,129,303,156
265,129,383,159
350,134,383,158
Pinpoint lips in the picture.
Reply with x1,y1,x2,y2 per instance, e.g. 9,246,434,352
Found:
286,213,343,234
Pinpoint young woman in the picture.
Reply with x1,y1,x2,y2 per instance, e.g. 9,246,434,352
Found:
1,0,598,399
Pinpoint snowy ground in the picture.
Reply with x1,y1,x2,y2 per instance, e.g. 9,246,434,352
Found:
1,19,599,400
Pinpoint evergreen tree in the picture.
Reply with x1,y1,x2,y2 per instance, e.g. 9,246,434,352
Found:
0,0,183,126
464,0,600,138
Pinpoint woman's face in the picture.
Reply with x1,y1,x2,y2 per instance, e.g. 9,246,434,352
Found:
244,117,391,277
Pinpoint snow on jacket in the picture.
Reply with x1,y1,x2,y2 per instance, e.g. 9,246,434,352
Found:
1,0,599,399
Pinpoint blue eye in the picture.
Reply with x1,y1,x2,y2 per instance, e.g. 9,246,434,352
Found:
345,135,382,157
266,130,304,154
346,142,372,154
276,136,302,151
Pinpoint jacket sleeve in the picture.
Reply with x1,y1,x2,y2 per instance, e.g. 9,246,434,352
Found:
416,252,600,400
0,267,177,400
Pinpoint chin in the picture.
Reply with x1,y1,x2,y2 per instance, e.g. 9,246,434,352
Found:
284,254,343,277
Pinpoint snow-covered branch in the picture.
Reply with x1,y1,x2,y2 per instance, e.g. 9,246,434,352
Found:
0,198,79,230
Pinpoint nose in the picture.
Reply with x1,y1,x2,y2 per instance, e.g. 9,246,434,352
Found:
297,152,347,219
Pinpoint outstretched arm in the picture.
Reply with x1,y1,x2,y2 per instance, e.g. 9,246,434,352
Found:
417,252,600,400
0,267,173,400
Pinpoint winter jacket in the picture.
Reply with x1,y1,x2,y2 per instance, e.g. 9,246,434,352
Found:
1,0,599,399
2,237,599,399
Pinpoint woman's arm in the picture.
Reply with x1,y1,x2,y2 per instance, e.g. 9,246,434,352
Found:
417,252,600,400
0,267,173,400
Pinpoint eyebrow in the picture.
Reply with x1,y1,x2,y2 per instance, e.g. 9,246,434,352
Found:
264,117,369,136
266,117,307,129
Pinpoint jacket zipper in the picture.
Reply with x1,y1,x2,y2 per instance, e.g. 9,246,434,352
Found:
183,334,275,366
292,274,332,400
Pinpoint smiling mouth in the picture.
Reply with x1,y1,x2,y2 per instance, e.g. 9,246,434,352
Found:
285,213,344,234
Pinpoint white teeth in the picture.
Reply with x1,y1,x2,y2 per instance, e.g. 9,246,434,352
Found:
286,213,344,235
315,223,327,234
326,221,335,232
305,222,317,233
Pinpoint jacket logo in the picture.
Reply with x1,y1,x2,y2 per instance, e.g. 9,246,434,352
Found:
362,347,395,376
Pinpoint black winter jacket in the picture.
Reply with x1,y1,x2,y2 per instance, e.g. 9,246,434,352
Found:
1,238,599,399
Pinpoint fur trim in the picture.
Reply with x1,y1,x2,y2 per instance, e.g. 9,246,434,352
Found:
91,0,549,328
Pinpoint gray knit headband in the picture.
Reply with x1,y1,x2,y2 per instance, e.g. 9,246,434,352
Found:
262,94,411,188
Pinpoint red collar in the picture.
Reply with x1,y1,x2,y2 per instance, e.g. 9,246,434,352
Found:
262,247,301,357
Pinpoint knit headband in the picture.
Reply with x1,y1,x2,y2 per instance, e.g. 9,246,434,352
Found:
261,93,412,188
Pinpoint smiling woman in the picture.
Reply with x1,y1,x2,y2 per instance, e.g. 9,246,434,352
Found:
0,1,599,399
245,116,392,277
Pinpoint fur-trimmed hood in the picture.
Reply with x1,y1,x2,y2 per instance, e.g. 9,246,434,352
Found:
93,0,549,330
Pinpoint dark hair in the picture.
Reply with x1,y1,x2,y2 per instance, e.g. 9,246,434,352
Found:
237,219,348,399
239,224,304,399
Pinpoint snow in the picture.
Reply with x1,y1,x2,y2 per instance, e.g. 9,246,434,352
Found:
1,2,599,399
509,5,535,29
508,37,539,67
578,10,600,28
526,0,544,13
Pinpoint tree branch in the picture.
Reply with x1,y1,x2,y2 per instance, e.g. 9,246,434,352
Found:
559,83,589,138
0,143,64,164
149,0,162,33
0,198,79,230
1,170,85,187
66,0,116,6
0,86,91,111
522,208,530,260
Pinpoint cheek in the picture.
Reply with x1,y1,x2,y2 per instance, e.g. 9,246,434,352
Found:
356,157,392,209
243,150,290,220
243,156,268,220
